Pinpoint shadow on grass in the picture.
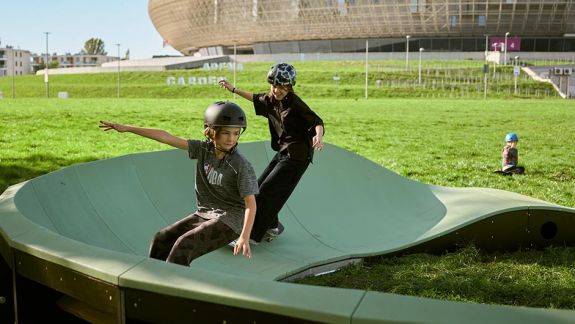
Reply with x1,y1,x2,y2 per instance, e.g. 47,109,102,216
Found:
0,154,101,194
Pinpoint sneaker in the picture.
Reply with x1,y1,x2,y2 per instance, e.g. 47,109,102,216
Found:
262,227,280,242
228,238,259,248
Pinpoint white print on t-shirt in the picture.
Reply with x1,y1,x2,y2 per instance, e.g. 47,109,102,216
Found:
206,165,223,186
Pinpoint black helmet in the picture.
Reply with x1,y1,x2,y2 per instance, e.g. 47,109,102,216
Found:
267,62,296,86
204,101,247,131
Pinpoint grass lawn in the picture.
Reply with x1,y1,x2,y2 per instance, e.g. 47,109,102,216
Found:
0,60,554,99
1,97,574,309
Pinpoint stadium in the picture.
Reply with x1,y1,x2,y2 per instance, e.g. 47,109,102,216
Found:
149,0,575,56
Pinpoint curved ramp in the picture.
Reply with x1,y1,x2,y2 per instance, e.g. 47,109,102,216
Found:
1,141,574,323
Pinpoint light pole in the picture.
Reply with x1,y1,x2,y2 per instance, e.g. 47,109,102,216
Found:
115,43,120,98
12,48,16,98
365,39,369,99
513,56,520,95
504,32,510,65
233,41,237,99
405,35,410,71
418,48,424,85
484,34,489,63
44,32,50,98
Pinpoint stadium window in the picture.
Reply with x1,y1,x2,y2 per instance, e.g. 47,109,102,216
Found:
337,0,347,16
410,0,418,13
450,15,457,27
522,38,535,51
549,39,563,51
419,39,432,50
432,39,449,51
451,38,463,51
478,15,486,26
462,38,476,51
565,38,575,51
252,0,258,21
535,39,549,52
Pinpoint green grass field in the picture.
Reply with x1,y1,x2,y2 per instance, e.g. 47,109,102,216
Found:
1,61,574,310
0,60,556,99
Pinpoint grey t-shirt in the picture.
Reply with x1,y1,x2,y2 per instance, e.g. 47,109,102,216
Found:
187,140,259,234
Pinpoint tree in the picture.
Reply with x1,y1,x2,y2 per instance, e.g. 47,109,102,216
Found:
33,60,59,73
83,38,107,55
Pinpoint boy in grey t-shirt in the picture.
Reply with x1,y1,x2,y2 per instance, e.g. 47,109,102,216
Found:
100,101,258,266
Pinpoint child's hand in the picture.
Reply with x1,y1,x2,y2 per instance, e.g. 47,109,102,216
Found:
99,121,128,133
233,237,252,259
313,134,324,151
218,80,234,93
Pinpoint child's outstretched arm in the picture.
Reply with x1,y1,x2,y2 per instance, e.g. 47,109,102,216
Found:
233,194,256,258
99,121,188,150
219,80,254,102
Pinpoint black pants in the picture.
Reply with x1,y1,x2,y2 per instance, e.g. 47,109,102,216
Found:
250,152,309,241
149,213,236,266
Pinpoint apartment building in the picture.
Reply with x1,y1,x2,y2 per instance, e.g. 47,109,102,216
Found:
0,47,32,77
33,53,119,69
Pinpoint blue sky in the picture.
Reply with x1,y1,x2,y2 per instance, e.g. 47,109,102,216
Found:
0,0,181,59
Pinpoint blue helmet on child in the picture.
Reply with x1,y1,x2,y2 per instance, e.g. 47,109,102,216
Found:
267,62,297,86
505,132,519,142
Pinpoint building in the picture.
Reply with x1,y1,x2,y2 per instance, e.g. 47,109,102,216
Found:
148,0,575,56
0,47,32,77
33,53,119,70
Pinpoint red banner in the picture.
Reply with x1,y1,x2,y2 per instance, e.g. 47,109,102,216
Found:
490,37,520,52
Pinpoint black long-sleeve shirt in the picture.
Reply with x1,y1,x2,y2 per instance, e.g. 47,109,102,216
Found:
253,92,324,161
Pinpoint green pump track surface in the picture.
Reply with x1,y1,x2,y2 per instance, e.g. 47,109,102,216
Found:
1,141,575,323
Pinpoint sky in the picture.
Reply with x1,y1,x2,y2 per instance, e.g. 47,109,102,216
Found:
0,0,181,59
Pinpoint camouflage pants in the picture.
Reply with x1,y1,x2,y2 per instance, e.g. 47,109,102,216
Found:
149,213,236,266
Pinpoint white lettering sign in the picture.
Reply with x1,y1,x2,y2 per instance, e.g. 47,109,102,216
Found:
165,76,225,86
202,62,244,71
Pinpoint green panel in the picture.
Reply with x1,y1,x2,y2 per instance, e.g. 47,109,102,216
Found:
10,225,144,284
353,291,575,324
285,144,449,253
130,150,197,225
0,182,41,242
26,168,133,253
12,182,57,232
193,203,346,280
72,155,168,256
120,258,364,324
239,141,273,174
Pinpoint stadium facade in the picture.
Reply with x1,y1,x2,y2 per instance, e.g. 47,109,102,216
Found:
148,0,575,56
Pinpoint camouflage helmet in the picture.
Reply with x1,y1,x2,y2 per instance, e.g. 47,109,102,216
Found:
267,62,297,86
204,101,247,131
